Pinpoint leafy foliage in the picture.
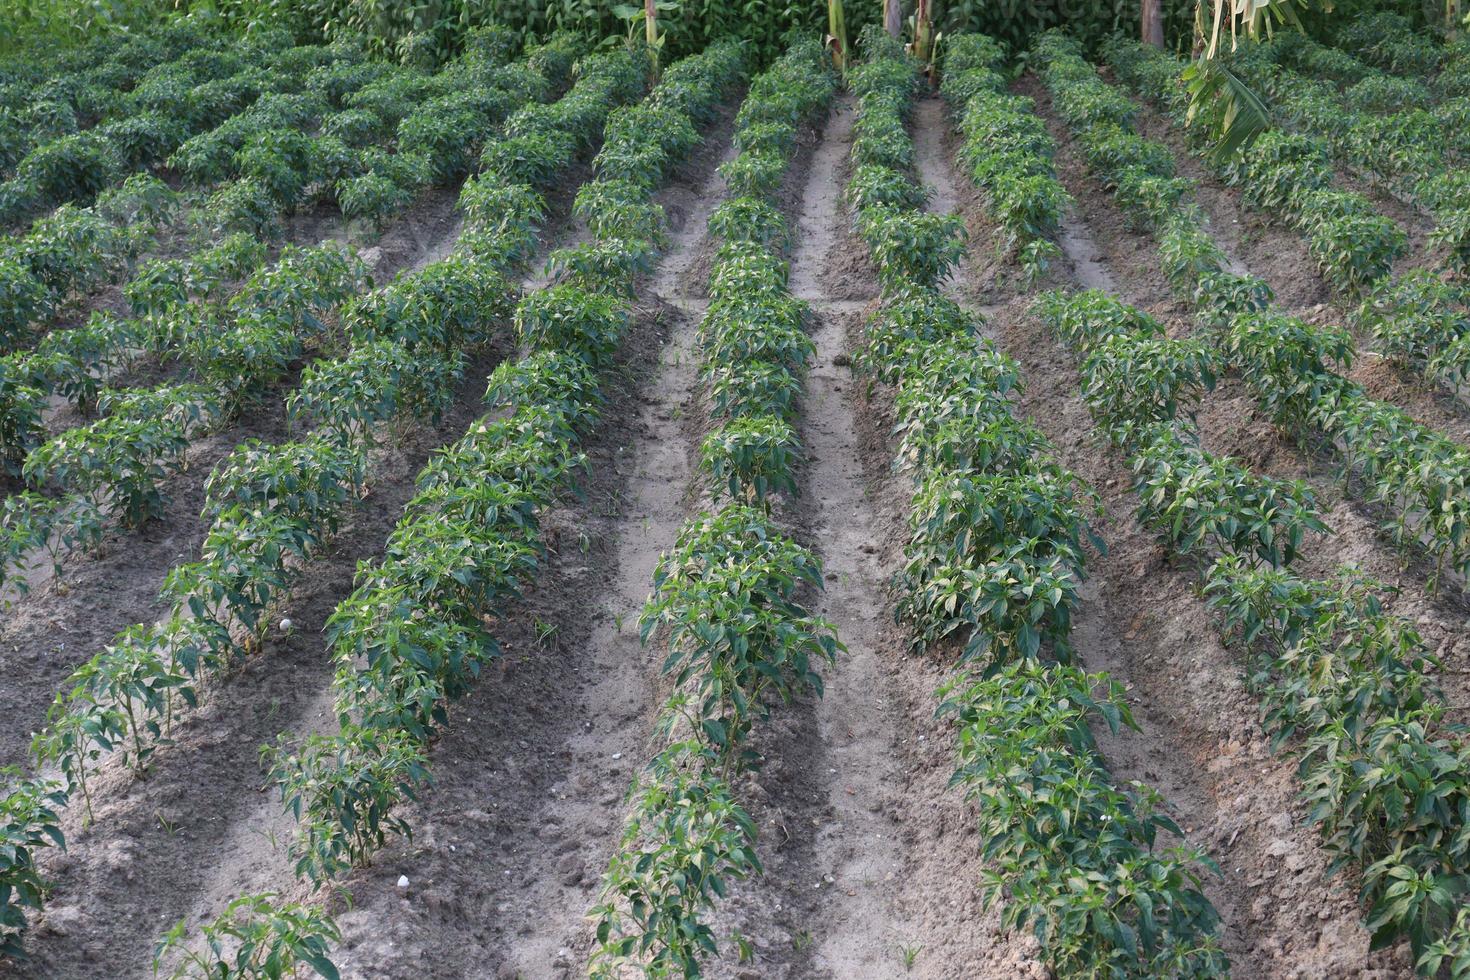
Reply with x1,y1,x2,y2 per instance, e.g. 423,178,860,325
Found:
590,742,759,978
857,206,966,293
151,44,746,976
1204,552,1470,967
590,39,834,977
944,40,1068,277
939,662,1228,976
699,416,801,504
1130,423,1327,568
155,893,340,980
0,775,66,960
855,43,1228,977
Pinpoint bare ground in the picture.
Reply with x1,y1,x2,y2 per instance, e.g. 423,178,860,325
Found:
2,159,598,980
323,103,746,980
0,76,1440,980
1004,76,1422,977
790,97,921,979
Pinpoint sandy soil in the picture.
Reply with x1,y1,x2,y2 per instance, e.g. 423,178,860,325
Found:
2,146,593,980
994,76,1430,977
0,182,481,773
1,68,1449,980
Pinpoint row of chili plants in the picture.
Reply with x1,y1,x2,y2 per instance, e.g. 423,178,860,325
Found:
50,27,555,389
0,26,296,225
1440,36,1470,98
1221,38,1470,284
1088,35,1410,298
1113,32,1460,208
0,38,616,966
0,226,301,504
1037,33,1470,596
0,22,220,177
0,24,550,356
1100,36,1470,398
1224,35,1470,399
152,40,749,979
881,32,1229,977
0,34,374,350
0,38,585,599
588,36,838,978
1026,35,1470,968
163,24,560,232
1333,12,1453,79
0,41,365,353
937,33,1068,284
1033,286,1470,975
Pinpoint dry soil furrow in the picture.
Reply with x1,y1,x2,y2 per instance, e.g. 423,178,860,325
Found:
784,96,920,979
0,181,486,771
308,111,743,980
4,166,597,980
719,94,1044,980
992,77,1413,977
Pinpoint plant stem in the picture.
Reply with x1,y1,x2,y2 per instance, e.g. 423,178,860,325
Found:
125,698,143,770
829,0,848,74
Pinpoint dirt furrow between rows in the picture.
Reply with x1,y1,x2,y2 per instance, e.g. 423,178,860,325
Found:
714,94,1045,980
1031,77,1470,713
785,97,918,979
978,82,1411,977
0,182,485,773
317,111,741,979
3,165,598,980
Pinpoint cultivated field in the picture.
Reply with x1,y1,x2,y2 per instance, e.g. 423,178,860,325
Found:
1,13,1469,979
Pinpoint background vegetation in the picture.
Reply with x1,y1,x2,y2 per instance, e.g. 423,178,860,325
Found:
0,0,1447,65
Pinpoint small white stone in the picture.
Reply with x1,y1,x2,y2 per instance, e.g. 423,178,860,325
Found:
396,875,410,889
280,618,294,632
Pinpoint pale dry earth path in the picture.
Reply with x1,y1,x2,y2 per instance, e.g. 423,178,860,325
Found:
3,163,604,980
981,78,1414,976
318,109,744,978
786,97,919,978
